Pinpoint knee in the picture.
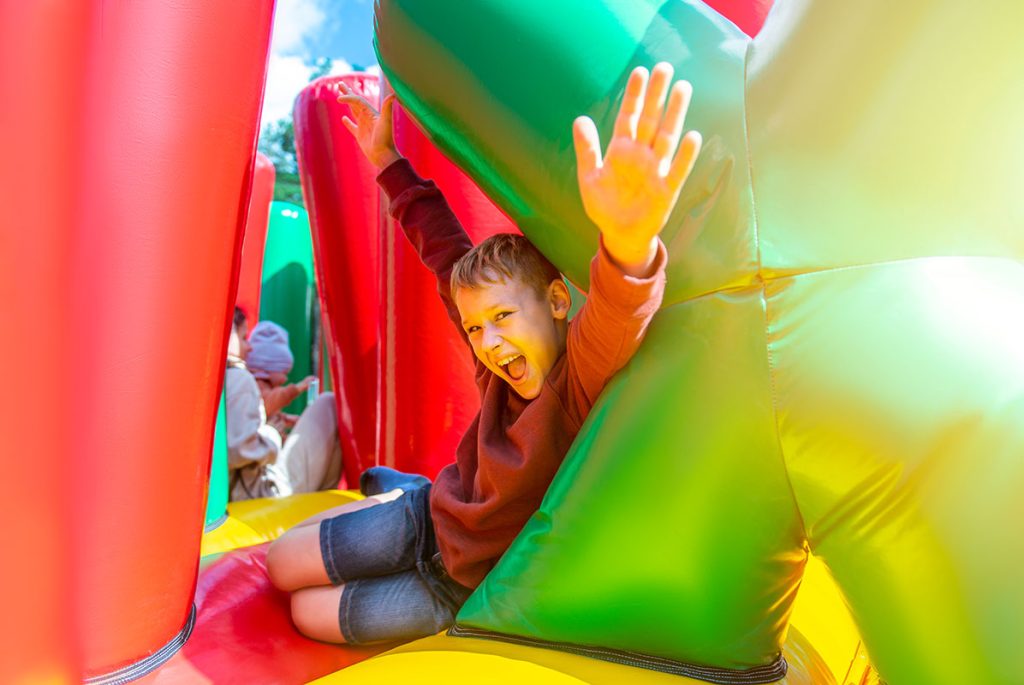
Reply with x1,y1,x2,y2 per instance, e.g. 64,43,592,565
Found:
313,392,336,423
266,524,330,591
311,392,335,416
266,534,299,591
291,587,345,643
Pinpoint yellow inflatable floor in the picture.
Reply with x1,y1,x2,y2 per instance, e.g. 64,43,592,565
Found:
308,627,830,684
202,490,362,557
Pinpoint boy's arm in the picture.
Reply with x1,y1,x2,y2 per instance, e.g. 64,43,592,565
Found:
377,158,474,331
567,238,666,408
573,63,701,278
567,62,700,406
338,83,474,335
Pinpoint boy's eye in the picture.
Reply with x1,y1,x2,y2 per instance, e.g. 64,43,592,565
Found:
466,325,481,334
495,311,512,321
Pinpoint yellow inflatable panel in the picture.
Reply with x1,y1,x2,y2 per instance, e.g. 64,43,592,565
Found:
200,490,362,556
789,555,872,684
307,547,877,684
310,627,834,685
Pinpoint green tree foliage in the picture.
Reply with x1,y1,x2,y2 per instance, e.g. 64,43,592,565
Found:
258,118,303,205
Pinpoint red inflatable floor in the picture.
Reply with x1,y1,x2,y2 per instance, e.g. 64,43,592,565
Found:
138,544,395,685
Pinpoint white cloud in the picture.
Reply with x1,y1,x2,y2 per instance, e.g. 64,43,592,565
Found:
260,0,357,130
261,55,353,129
270,0,326,54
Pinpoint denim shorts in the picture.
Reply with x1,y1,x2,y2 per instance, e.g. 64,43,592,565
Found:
318,485,473,644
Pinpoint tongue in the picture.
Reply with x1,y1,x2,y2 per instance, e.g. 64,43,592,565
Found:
507,355,527,381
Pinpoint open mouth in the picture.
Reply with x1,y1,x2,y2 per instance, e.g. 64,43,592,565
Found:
497,354,527,382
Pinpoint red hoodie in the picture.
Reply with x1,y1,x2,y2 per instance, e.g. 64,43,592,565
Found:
379,159,666,588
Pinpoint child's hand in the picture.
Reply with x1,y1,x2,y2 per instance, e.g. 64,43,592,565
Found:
267,412,292,439
573,63,702,277
337,82,401,168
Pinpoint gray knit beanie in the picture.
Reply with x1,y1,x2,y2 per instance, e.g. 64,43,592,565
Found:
246,321,294,375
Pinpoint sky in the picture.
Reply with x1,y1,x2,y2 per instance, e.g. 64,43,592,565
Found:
260,0,379,130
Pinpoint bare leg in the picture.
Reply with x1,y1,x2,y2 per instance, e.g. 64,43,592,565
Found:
289,487,404,531
266,488,404,591
291,585,347,643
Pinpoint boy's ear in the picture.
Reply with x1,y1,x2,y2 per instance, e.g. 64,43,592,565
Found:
548,279,571,320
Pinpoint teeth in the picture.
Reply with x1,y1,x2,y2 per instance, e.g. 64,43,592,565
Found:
497,354,521,367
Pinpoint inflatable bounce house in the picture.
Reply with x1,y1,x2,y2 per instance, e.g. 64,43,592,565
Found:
2,0,1021,683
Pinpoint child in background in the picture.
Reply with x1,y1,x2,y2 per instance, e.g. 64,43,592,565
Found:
225,310,343,500
267,62,701,644
247,320,316,428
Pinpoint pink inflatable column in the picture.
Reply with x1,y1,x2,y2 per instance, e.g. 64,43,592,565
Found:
237,152,277,333
295,74,383,487
380,103,519,479
65,2,274,680
0,3,89,682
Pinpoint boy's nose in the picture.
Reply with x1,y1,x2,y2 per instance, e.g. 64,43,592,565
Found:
484,329,503,350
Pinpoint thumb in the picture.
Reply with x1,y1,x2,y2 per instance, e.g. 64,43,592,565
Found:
381,95,396,127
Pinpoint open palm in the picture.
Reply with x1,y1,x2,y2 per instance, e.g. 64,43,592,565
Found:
573,63,701,265
337,82,399,168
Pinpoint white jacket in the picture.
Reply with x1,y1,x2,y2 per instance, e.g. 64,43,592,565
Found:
225,363,284,499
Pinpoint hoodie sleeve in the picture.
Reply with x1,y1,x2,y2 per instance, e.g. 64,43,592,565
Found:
378,157,475,339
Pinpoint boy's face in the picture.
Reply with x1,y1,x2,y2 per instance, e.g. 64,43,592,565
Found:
456,274,570,400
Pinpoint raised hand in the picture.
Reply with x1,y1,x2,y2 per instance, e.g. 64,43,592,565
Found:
573,62,702,276
337,82,401,168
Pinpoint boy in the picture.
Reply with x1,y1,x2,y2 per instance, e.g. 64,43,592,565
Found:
267,62,701,644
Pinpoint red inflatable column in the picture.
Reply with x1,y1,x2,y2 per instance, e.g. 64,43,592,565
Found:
381,103,519,479
295,74,382,487
704,0,773,36
66,2,274,679
237,152,277,333
0,4,89,682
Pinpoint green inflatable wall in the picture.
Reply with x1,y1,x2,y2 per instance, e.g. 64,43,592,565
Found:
203,384,229,529
259,201,318,415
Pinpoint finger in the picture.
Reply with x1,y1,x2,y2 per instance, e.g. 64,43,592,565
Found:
653,80,693,170
637,62,673,147
337,93,372,110
667,130,702,195
612,66,648,140
572,116,603,180
337,82,358,103
380,94,396,128
342,115,358,137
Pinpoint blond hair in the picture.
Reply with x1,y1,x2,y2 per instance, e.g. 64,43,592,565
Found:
450,233,562,299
